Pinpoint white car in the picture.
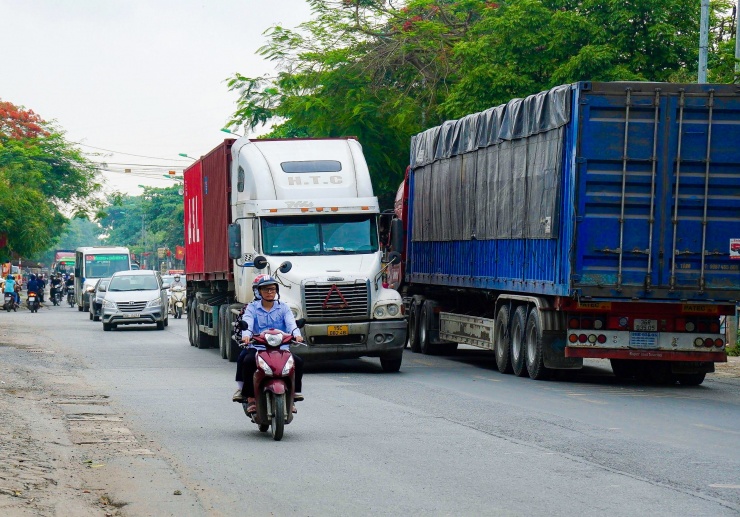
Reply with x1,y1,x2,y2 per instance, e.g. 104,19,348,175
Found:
101,270,170,331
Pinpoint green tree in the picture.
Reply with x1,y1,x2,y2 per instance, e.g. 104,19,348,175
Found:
228,0,738,207
0,100,103,262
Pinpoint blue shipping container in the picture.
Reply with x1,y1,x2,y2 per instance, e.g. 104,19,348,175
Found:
406,82,740,302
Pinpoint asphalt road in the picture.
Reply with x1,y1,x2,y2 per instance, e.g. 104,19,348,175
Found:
29,302,740,516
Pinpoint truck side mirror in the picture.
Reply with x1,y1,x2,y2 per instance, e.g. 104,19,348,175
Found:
228,224,242,260
390,218,404,252
278,261,292,274
387,251,401,265
253,256,268,270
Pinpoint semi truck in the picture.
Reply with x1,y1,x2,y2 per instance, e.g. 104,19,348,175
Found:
184,137,406,371
385,81,739,385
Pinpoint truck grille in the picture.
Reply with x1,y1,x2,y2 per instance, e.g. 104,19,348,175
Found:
303,281,369,320
118,301,148,312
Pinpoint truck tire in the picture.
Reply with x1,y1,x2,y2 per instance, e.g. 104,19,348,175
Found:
676,373,706,386
407,302,421,353
419,301,437,355
188,301,197,346
510,305,528,377
494,305,513,374
525,307,549,380
226,305,241,363
380,350,403,372
218,305,229,359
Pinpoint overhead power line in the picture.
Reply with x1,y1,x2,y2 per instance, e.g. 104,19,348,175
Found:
71,141,193,162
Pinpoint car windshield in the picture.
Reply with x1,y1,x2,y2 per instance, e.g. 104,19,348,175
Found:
261,214,378,256
108,275,159,292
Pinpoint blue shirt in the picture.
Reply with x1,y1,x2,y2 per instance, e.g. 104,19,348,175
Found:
4,278,16,293
234,299,300,351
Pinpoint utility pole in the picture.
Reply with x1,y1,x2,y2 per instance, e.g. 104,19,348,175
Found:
699,0,710,83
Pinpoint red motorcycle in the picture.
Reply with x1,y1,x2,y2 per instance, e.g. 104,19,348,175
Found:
238,323,301,441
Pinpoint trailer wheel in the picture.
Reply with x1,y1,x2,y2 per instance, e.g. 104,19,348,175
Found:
187,301,196,346
419,302,437,355
218,305,229,359
676,373,706,386
407,302,421,353
494,305,512,374
525,307,549,380
510,305,528,377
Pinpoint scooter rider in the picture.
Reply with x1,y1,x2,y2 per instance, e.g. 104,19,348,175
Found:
232,275,305,412
170,274,185,288
26,274,41,297
3,275,19,305
50,274,63,299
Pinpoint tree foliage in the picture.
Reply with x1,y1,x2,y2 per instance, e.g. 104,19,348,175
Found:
98,185,184,261
227,0,738,208
0,100,103,261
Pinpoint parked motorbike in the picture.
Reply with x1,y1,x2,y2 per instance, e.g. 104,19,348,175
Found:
169,286,186,319
3,293,18,312
67,286,75,307
238,321,303,441
27,291,40,313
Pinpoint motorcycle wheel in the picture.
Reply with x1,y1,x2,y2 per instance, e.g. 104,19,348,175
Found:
270,393,286,441
258,424,269,433
175,306,182,319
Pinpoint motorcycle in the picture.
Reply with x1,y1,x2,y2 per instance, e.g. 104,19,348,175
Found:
27,291,40,313
67,286,75,307
3,293,18,312
237,321,302,441
169,286,186,319
51,286,62,306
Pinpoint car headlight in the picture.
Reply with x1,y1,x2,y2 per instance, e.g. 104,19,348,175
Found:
257,355,273,376
265,333,283,347
102,299,117,310
387,304,400,317
374,306,386,318
282,355,294,376
146,297,162,308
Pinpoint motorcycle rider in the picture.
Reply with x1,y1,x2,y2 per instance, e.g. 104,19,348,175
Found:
170,274,185,288
232,275,304,412
3,275,19,305
50,274,63,301
37,274,46,302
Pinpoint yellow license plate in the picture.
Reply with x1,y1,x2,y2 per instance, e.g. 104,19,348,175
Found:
327,325,349,336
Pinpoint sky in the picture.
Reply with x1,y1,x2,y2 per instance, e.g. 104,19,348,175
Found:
0,0,313,195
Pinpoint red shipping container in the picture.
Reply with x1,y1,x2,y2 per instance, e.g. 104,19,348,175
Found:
183,139,234,281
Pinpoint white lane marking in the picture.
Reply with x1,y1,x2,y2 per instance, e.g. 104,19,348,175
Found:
693,423,740,436
709,484,740,489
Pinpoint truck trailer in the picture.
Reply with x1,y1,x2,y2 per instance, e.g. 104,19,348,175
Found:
386,81,739,385
184,138,406,371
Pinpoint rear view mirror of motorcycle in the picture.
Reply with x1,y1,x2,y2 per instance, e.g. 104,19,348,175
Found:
278,261,292,274
238,320,249,331
253,256,268,270
295,318,306,328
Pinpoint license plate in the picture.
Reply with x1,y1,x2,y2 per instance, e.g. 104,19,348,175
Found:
123,313,141,318
327,325,349,336
633,319,657,332
629,332,659,349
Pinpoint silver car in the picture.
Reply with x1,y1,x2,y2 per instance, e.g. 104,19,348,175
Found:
89,277,111,322
101,270,169,331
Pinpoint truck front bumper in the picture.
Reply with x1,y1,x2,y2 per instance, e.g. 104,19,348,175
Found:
295,319,407,360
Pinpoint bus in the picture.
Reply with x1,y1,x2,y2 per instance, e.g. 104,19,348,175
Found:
74,246,132,311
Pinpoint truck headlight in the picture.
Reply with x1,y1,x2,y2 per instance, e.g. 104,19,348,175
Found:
146,297,162,308
387,304,400,317
374,306,386,318
102,299,117,310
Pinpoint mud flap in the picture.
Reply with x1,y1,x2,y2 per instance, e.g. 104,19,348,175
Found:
543,331,582,369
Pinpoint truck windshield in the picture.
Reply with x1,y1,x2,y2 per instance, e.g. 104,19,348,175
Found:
261,215,378,256
84,254,130,278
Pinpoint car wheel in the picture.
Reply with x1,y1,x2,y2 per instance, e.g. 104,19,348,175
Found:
156,320,165,330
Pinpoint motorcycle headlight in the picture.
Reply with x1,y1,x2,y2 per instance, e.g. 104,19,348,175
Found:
387,304,400,317
257,355,273,376
102,299,117,310
374,306,386,318
146,297,162,308
265,333,283,347
282,355,295,376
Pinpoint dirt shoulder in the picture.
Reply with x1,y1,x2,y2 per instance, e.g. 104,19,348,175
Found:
0,311,203,516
